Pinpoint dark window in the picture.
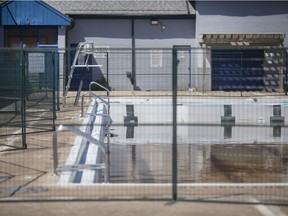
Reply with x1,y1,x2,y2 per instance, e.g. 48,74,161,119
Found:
5,29,20,48
5,28,57,48
39,29,57,45
22,29,38,48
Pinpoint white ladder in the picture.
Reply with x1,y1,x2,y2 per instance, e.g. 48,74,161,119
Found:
63,41,102,106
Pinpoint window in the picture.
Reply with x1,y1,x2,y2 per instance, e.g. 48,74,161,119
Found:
5,29,20,48
22,29,38,48
5,28,57,48
39,29,57,45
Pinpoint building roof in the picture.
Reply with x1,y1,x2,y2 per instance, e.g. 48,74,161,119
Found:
1,0,71,26
45,0,195,16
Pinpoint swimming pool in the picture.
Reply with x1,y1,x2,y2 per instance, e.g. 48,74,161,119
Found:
108,97,288,184
58,97,288,185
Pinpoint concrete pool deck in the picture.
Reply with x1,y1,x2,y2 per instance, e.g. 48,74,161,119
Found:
0,91,288,203
1,200,288,216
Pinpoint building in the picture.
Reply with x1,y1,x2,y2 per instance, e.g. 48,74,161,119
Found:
195,1,288,92
0,0,287,92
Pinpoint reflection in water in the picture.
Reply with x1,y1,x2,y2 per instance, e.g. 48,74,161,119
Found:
209,144,288,183
108,125,288,184
223,126,232,139
124,104,138,139
273,126,281,138
109,142,288,183
131,145,136,182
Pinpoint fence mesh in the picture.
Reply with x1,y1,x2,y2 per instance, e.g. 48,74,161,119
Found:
0,47,288,204
0,49,57,151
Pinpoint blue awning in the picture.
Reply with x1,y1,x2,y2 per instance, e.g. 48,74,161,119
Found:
1,0,71,26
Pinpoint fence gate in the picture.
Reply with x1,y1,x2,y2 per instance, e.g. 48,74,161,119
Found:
0,50,57,151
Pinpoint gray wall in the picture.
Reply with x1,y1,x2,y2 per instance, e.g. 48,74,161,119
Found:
135,19,195,48
68,19,132,90
67,18,196,91
134,19,195,90
68,19,132,48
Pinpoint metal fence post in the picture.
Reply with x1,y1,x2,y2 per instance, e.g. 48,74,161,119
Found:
283,49,288,95
172,47,178,201
202,46,206,93
52,51,56,131
21,50,27,149
106,51,109,96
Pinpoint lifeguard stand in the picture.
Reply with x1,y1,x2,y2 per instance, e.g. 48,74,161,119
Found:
63,41,102,106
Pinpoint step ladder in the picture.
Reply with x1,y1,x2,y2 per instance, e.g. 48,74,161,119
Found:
63,41,102,106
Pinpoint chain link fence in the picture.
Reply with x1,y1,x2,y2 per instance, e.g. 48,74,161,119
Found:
0,47,287,204
0,49,57,151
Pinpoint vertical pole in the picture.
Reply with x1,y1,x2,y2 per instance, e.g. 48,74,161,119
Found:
74,66,87,106
284,49,288,95
279,49,284,92
106,52,109,96
240,52,243,97
172,47,178,201
188,48,192,89
56,52,60,111
131,19,136,90
52,51,56,131
52,130,59,175
21,50,27,149
107,94,110,183
202,46,206,93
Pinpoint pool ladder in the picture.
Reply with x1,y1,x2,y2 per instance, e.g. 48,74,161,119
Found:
53,81,111,183
63,41,103,107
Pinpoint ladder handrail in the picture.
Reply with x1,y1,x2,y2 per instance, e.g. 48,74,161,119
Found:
81,82,111,118
88,81,111,182
89,81,110,114
80,90,109,120
89,81,110,94
52,125,109,182
63,42,85,106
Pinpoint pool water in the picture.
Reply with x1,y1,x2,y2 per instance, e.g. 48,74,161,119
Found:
106,97,288,184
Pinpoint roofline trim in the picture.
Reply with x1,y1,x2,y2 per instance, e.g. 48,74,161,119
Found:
67,14,196,19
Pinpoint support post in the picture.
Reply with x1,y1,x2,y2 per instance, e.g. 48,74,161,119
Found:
21,50,27,149
202,46,206,93
131,19,137,90
279,49,284,92
172,47,178,201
